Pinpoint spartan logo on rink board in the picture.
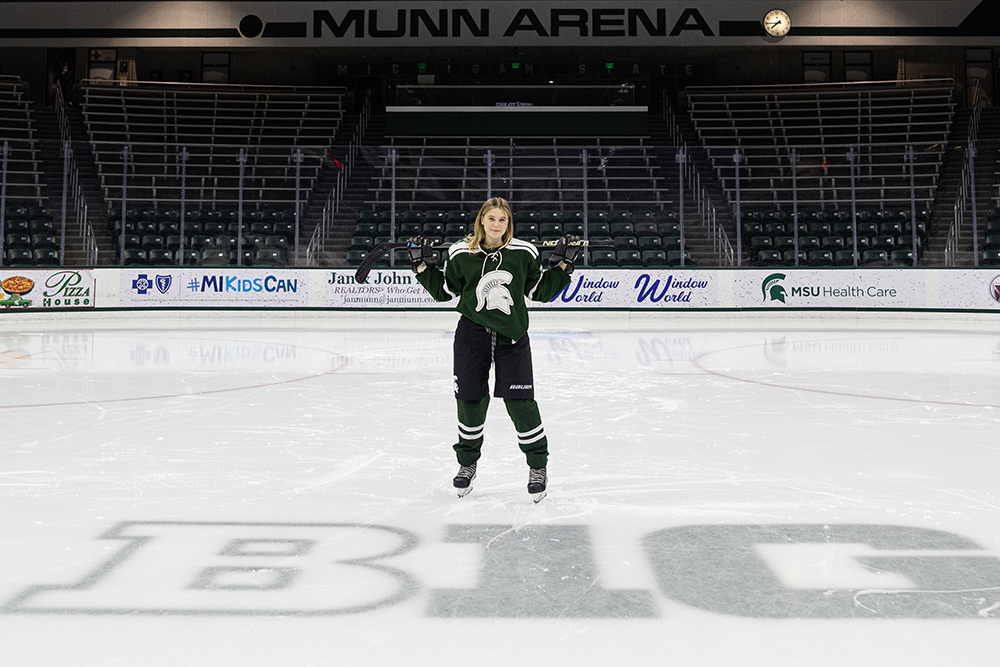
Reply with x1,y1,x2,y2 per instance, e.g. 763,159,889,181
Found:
761,273,787,303
475,270,515,314
990,275,1000,304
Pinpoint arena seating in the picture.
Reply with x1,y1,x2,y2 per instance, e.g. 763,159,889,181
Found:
81,83,347,211
3,204,61,266
683,81,954,266
0,76,46,205
107,207,298,266
740,206,929,266
686,81,955,211
369,144,669,212
347,208,687,268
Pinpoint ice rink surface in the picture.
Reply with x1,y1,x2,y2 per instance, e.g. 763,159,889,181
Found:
1,310,998,666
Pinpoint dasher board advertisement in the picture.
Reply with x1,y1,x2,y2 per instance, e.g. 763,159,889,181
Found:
328,268,718,309
119,269,308,307
0,269,95,311
735,270,926,309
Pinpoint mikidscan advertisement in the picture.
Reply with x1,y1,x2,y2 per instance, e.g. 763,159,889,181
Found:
326,268,718,309
0,269,95,311
119,269,308,307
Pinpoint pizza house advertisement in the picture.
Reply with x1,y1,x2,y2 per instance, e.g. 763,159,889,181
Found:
0,269,95,311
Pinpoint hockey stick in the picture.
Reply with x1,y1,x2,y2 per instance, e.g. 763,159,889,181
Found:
353,238,612,284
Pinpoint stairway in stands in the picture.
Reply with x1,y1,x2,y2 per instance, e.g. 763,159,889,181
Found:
925,107,1000,266
30,106,107,266
313,110,386,266
651,98,738,267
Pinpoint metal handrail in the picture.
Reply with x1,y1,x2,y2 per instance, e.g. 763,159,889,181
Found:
51,84,100,265
306,89,373,266
686,78,956,95
662,90,680,147
80,79,348,95
947,79,988,266
681,148,734,266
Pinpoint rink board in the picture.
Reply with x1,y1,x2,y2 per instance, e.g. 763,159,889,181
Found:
1,267,999,312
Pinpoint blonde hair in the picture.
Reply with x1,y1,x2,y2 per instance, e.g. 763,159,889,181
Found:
468,197,514,252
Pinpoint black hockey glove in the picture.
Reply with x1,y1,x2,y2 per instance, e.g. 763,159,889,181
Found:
407,236,438,273
548,234,581,274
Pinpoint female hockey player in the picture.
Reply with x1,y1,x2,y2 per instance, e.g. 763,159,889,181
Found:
408,197,579,502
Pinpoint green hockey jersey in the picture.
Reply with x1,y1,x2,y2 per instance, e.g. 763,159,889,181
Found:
416,238,571,343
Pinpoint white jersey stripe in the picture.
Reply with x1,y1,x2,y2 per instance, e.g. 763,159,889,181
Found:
517,431,547,445
517,424,545,438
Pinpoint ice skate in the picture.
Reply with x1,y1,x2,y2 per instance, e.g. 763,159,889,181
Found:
453,463,477,497
528,467,547,503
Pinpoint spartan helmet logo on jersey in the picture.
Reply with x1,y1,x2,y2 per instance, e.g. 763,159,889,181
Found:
475,270,515,314
761,272,787,303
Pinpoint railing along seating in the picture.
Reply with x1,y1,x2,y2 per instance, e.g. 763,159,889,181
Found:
369,145,669,211
685,80,955,210
81,81,347,209
0,76,45,204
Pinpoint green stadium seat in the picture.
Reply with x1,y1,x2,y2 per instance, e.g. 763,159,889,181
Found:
667,250,692,266
763,222,787,236
861,250,889,266
590,249,617,266
834,250,857,266
147,249,173,266
31,233,58,249
637,235,663,251
782,250,807,265
6,248,34,265
616,250,643,266
773,236,795,252
821,236,845,251
199,249,229,266
981,249,1000,266
346,250,368,266
641,250,668,267
32,248,60,265
613,236,638,251
141,234,165,250
6,233,31,248
809,222,832,237
808,250,834,266
609,222,634,237
539,222,563,237
891,248,915,265
588,221,611,236
123,249,148,265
